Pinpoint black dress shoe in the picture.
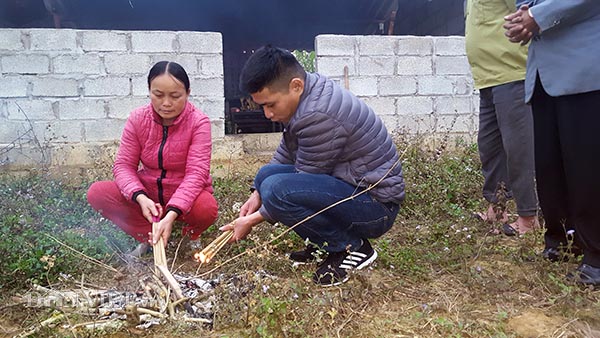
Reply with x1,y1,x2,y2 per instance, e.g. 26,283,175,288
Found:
542,246,583,262
567,264,600,287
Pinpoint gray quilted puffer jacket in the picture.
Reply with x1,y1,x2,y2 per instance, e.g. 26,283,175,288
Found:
271,73,405,204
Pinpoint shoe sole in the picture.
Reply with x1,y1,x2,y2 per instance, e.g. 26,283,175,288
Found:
287,253,317,266
291,261,312,268
356,250,377,270
319,275,349,287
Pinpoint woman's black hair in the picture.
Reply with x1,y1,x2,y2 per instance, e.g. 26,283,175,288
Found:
147,61,190,92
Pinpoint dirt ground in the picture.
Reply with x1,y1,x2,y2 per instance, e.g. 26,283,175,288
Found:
2,155,600,337
3,220,599,338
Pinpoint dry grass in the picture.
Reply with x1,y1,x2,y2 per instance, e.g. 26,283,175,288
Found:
2,138,600,338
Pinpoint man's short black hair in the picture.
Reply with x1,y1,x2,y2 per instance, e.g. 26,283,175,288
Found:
239,45,306,94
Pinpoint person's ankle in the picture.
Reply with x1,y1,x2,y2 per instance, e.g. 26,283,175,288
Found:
517,215,538,224
513,216,539,232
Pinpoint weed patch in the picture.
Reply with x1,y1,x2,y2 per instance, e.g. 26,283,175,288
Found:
2,140,600,337
0,172,133,289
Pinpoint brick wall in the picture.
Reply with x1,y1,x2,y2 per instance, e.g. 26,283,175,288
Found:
0,28,223,169
0,29,477,171
315,35,477,138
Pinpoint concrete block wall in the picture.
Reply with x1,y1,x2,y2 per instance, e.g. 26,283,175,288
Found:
0,28,224,170
315,34,476,138
0,29,476,172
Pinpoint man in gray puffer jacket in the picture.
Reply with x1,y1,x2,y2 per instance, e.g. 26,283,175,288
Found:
220,46,405,286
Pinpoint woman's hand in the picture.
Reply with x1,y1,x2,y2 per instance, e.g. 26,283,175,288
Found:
136,194,162,223
149,210,178,245
240,190,261,217
220,211,265,242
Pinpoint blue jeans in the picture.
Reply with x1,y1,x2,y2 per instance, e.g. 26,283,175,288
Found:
255,164,399,252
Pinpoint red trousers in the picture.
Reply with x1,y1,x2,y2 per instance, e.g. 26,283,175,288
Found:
87,181,218,243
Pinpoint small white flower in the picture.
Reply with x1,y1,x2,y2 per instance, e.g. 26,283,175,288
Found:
232,202,242,212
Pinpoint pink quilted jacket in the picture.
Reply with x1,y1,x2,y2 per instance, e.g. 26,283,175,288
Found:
113,101,214,215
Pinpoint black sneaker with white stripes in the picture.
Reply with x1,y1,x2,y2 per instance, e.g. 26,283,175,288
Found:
289,244,320,264
312,239,377,286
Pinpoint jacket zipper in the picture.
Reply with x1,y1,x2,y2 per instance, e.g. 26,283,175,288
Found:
157,126,168,206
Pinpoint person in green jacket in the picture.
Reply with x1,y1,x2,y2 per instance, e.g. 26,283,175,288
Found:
465,0,539,235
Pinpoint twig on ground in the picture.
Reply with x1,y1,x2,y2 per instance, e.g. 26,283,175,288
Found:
149,274,170,313
16,312,65,338
170,235,187,272
183,317,212,324
67,319,112,330
336,303,368,338
471,230,493,262
70,320,122,331
0,301,28,312
45,234,119,273
116,306,167,319
138,307,168,318
57,274,106,292
155,265,185,301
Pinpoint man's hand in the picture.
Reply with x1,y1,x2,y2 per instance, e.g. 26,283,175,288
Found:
136,194,162,223
504,4,539,45
239,190,261,217
149,210,178,245
220,211,265,242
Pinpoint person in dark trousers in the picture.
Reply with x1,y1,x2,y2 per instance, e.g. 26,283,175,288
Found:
219,46,405,286
465,0,539,236
505,1,600,286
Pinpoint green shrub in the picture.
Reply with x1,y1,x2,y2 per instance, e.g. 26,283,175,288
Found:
0,173,133,289
399,139,483,221
291,50,316,73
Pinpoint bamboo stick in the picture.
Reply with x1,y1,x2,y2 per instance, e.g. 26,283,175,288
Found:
194,228,234,264
152,221,167,274
151,217,185,304
156,265,184,300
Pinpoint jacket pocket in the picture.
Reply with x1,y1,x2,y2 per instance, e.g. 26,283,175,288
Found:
472,0,500,24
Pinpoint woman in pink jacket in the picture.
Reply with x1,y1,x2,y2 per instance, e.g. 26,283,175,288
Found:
88,61,218,255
